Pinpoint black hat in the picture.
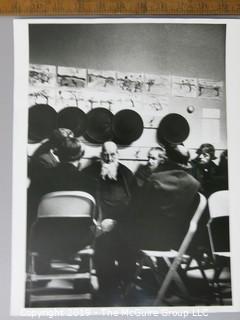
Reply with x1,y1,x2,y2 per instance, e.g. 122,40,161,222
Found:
28,104,57,143
57,107,87,137
157,113,190,145
85,108,114,143
113,109,144,145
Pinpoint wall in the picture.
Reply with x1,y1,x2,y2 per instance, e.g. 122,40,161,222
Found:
29,23,226,171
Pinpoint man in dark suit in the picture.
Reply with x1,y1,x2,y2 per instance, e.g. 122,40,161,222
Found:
28,128,74,180
29,137,94,273
133,144,200,251
81,141,136,306
191,143,218,197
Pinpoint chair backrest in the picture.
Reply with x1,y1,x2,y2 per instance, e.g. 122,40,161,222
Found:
179,193,207,253
207,190,230,254
208,190,229,218
139,192,206,251
31,191,96,258
37,191,96,219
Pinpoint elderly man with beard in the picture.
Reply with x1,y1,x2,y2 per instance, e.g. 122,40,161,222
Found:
135,145,168,188
81,141,136,306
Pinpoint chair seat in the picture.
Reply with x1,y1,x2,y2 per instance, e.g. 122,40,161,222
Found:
29,293,92,303
142,250,179,258
28,272,91,281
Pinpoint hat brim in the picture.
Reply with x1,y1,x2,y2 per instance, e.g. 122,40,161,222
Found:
84,108,114,144
57,107,87,137
28,104,57,143
113,109,144,145
157,113,190,145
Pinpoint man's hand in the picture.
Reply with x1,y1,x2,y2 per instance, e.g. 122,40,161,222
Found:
100,219,117,232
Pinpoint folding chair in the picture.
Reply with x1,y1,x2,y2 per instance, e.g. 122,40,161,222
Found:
207,190,231,304
129,193,207,306
26,191,97,307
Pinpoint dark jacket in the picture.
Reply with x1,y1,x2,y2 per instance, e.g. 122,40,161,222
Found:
191,159,218,197
27,162,88,230
132,166,200,250
81,161,135,222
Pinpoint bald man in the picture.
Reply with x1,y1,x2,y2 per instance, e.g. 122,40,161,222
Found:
81,141,136,306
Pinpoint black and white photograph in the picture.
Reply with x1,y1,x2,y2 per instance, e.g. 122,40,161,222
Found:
11,18,240,315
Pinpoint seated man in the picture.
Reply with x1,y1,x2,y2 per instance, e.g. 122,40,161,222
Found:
28,127,74,180
135,145,168,187
133,144,200,251
29,137,94,272
28,137,86,230
81,141,136,305
214,149,228,191
191,143,218,197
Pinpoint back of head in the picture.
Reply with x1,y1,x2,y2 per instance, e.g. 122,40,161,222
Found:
49,128,74,149
166,144,191,169
57,137,84,162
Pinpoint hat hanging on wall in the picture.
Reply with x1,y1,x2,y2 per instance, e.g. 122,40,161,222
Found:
57,107,87,137
84,107,114,144
157,113,190,145
28,104,57,143
113,109,144,145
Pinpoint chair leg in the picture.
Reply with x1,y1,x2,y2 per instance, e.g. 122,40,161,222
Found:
154,254,187,306
162,257,190,299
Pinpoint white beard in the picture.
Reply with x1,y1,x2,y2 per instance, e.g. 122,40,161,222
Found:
101,161,119,181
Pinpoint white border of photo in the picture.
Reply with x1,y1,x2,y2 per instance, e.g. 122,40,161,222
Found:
11,18,240,316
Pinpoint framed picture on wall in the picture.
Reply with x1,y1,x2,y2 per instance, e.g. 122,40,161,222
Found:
11,18,240,316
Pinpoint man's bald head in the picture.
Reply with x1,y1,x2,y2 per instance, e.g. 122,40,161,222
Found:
101,141,118,164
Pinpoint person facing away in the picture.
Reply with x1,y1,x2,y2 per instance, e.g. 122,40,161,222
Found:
81,141,136,306
132,144,200,251
29,137,94,272
191,143,218,197
27,137,86,231
214,149,228,191
28,127,74,180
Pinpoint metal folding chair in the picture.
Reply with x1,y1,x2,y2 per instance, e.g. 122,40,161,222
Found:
129,193,207,306
207,190,231,304
26,191,97,307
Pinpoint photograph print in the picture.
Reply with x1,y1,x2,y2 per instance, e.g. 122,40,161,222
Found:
12,20,232,312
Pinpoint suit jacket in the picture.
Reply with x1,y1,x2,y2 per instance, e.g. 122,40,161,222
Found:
191,159,218,197
132,168,200,250
27,162,88,229
28,141,59,180
81,161,135,222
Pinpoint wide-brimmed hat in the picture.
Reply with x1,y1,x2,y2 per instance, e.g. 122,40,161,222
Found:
85,107,114,143
57,107,87,137
113,109,144,145
28,104,57,143
157,113,190,145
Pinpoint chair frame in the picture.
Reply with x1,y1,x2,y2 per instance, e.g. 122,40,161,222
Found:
206,190,231,305
26,191,97,307
128,193,207,306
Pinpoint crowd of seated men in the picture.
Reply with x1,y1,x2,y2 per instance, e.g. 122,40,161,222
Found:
27,128,228,306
